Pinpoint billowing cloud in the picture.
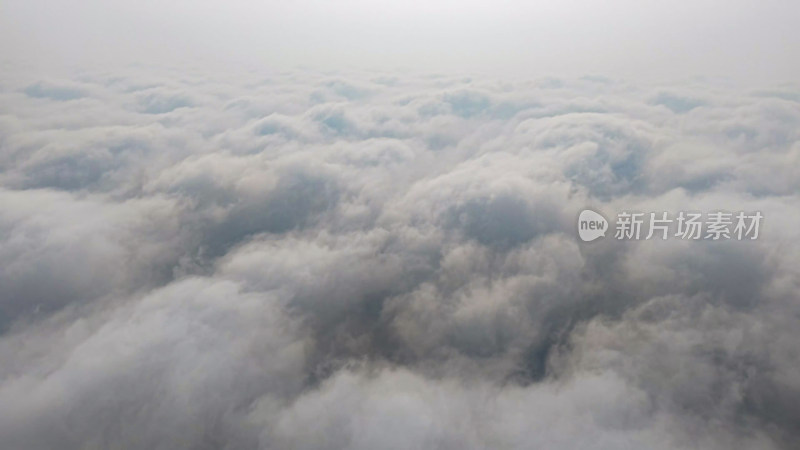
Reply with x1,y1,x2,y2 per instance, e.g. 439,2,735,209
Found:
1,66,799,449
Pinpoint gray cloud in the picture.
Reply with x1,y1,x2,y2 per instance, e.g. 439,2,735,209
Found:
0,67,799,449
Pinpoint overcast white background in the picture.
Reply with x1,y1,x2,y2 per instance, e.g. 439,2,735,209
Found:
2,0,799,82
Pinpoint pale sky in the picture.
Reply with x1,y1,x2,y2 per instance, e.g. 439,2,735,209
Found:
2,0,799,83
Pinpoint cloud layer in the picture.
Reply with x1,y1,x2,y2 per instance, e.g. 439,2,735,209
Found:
1,66,799,449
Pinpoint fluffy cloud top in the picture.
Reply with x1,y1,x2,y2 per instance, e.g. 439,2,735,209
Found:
1,66,799,449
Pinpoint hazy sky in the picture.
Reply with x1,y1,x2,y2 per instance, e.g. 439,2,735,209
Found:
2,0,799,82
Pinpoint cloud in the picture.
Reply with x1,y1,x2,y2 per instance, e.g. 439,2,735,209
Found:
0,66,799,449
23,80,88,101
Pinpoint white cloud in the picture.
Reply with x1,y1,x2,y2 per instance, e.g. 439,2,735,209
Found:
0,65,799,449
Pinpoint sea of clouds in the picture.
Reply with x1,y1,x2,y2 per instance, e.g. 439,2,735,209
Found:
0,65,799,449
